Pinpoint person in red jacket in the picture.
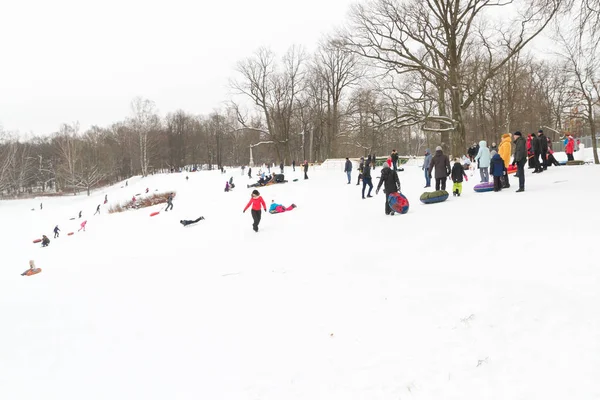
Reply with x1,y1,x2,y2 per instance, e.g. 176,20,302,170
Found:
565,135,575,161
243,189,267,232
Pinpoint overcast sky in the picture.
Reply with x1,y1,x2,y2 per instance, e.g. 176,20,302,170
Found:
0,0,356,135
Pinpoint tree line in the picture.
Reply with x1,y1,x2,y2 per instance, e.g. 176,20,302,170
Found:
1,0,599,197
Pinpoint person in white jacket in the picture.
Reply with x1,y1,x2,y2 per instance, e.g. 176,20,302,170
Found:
474,140,491,183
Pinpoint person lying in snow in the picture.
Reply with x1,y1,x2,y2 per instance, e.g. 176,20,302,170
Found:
180,217,205,226
269,201,297,214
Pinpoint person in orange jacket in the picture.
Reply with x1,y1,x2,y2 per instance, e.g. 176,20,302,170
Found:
243,189,267,232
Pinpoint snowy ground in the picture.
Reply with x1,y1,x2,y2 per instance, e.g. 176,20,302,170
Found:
1,158,599,400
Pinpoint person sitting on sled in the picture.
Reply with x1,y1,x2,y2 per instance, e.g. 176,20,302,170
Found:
21,260,41,276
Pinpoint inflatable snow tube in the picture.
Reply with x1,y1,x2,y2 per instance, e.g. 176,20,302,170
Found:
32,239,41,244
419,190,449,204
507,165,517,174
559,160,567,165
474,182,494,192
566,160,584,166
150,211,160,217
68,232,74,236
24,268,42,276
388,192,410,214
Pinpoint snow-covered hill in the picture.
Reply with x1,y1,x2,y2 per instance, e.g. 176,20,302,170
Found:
1,161,599,399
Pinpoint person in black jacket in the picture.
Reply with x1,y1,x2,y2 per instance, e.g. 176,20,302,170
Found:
376,163,401,215
531,133,543,173
391,150,399,171
41,235,50,247
361,162,373,199
303,160,309,180
428,146,451,191
451,160,467,196
356,157,364,185
180,217,205,226
512,131,527,192
538,130,548,170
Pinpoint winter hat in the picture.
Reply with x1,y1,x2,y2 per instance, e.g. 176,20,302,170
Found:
538,129,543,134
435,146,442,151
252,189,260,196
513,131,522,136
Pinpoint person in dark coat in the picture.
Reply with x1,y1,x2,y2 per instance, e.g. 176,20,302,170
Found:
180,217,205,226
451,160,467,196
344,158,352,184
292,160,296,171
165,193,174,211
280,162,284,174
512,131,527,192
538,130,548,170
366,155,372,169
531,133,542,173
428,146,451,191
375,163,401,215
248,167,252,179
94,204,101,215
391,150,399,171
41,235,50,247
489,151,505,192
303,160,309,180
53,225,60,238
356,157,364,185
361,162,373,199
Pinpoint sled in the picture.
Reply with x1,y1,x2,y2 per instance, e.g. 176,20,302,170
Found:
68,232,74,236
32,239,41,244
507,165,517,174
23,268,42,276
293,179,299,182
474,182,494,192
419,190,449,204
566,160,584,166
150,211,160,217
69,217,75,220
388,192,410,214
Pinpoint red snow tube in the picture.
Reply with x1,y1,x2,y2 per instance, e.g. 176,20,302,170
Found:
24,268,42,276
150,212,160,217
507,165,517,174
68,232,74,236
33,239,41,244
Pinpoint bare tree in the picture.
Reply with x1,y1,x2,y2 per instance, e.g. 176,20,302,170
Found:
128,97,160,177
342,0,562,155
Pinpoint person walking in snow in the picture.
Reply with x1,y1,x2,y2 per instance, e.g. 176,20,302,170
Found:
94,204,101,215
538,130,548,170
391,149,399,171
225,181,231,192
512,131,527,192
280,162,284,174
451,159,467,196
303,160,309,180
565,136,575,161
292,160,296,172
243,189,267,232
104,194,108,204
78,220,87,232
53,225,60,238
376,161,401,215
248,167,252,179
180,217,205,226
474,140,491,183
344,157,352,184
423,149,432,188
489,151,505,192
356,157,364,185
428,146,451,191
78,211,82,219
531,132,543,173
165,193,174,212
361,160,373,199
498,133,512,188
229,177,235,189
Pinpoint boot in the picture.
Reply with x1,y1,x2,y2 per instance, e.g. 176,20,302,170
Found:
516,188,524,193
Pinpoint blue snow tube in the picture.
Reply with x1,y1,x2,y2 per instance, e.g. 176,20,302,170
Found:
388,192,410,214
420,190,449,204
474,182,494,192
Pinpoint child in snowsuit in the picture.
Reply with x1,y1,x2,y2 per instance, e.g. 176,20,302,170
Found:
78,220,87,232
268,200,297,214
243,189,267,232
489,151,506,192
53,225,60,238
41,235,50,247
229,177,235,189
451,160,468,196
180,217,205,226
225,182,231,192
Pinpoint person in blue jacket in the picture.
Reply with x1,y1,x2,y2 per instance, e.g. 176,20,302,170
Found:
489,150,505,192
344,158,352,184
474,140,491,183
423,149,432,188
